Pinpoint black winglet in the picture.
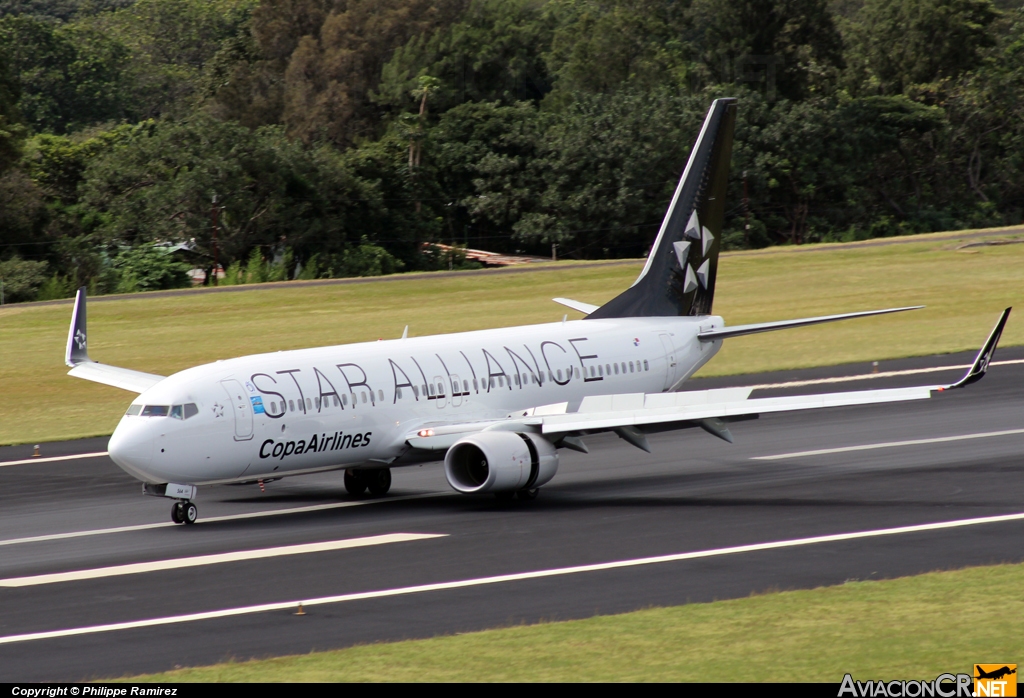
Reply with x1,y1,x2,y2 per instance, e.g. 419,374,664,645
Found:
65,286,90,367
941,308,1011,390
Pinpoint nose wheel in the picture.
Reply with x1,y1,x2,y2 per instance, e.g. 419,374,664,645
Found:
171,500,198,524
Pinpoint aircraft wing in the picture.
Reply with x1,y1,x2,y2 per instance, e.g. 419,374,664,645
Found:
67,362,165,393
405,385,931,452
407,308,1010,453
64,287,166,394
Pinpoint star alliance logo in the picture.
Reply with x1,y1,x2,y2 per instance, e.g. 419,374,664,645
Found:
672,209,715,293
74,329,87,350
212,403,224,418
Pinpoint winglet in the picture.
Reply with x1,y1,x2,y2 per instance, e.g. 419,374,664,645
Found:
941,307,1011,390
65,286,90,367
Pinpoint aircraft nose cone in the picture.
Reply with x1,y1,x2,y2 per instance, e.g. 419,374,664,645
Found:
108,419,156,482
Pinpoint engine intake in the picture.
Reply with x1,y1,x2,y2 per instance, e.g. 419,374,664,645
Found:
444,431,558,494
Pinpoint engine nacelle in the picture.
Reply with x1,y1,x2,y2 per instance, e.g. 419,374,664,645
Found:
444,431,559,494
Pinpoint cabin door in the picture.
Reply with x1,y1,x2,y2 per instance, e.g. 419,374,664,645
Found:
658,333,677,391
220,379,254,441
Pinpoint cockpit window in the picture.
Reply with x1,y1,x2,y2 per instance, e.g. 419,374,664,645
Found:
168,403,199,420
126,404,142,416
141,405,170,417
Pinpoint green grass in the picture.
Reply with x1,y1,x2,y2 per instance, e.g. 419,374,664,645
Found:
120,561,1024,682
2,230,1023,445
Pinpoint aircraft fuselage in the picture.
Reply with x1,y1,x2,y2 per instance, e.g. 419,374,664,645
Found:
108,316,724,486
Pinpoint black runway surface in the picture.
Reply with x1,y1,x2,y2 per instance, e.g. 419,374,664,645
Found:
1,347,1023,681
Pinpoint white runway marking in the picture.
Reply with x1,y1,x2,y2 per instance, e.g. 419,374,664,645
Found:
753,428,1024,461
0,451,108,467
0,492,450,548
748,358,1024,390
0,533,446,588
2,510,1023,645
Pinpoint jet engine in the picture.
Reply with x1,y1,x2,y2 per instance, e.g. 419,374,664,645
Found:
444,431,558,494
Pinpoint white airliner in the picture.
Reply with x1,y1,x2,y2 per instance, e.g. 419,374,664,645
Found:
64,98,1011,525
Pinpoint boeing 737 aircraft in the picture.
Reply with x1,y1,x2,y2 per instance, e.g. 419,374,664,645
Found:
63,98,1011,524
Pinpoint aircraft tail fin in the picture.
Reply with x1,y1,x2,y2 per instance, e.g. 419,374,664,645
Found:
587,97,737,319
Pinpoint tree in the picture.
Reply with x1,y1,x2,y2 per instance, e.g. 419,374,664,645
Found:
0,256,48,303
213,0,467,146
0,0,134,22
692,0,845,101
431,91,711,258
930,7,1024,219
0,16,131,133
373,0,555,115
845,0,999,94
0,43,23,174
76,114,412,271
111,245,192,292
544,0,692,99
79,0,258,120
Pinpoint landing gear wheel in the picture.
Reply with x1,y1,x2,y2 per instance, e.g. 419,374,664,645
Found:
171,502,183,524
494,490,515,501
183,502,198,524
517,488,539,501
344,469,367,496
366,468,392,496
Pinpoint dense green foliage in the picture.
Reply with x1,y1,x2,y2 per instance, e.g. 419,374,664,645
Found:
1,0,1022,301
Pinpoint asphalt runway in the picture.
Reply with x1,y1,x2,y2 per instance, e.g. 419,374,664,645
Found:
1,346,1023,681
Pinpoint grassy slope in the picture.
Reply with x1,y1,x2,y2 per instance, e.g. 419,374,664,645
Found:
124,561,1024,682
2,233,1023,445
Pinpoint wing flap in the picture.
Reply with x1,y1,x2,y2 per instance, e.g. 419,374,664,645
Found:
540,386,935,434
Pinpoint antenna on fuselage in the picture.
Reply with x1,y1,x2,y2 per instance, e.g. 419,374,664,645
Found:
401,325,409,340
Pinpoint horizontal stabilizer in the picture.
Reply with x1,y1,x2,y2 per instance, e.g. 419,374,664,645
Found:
553,298,599,315
698,306,923,341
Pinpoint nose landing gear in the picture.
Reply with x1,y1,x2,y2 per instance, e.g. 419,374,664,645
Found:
171,500,198,525
143,483,199,525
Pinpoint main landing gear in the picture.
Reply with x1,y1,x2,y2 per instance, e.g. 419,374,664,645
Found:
170,500,197,525
344,468,392,497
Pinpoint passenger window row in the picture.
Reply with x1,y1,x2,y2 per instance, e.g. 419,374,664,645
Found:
388,359,655,397
132,360,656,421
268,389,387,414
586,360,650,378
